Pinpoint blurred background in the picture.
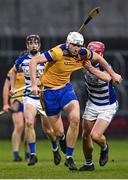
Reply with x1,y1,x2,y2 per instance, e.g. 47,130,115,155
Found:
0,0,128,139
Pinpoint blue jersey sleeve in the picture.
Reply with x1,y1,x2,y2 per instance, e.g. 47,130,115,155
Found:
80,49,93,60
15,55,27,72
44,51,53,62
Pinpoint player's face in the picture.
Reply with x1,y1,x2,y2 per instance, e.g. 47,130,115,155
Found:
27,40,40,55
68,43,82,56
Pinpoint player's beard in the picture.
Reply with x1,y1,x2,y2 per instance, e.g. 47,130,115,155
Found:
30,49,38,55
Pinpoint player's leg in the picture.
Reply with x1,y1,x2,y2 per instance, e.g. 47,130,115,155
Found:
11,100,24,161
23,125,30,161
47,114,66,154
79,120,95,171
24,103,37,166
63,100,80,171
91,119,109,147
90,119,109,166
41,87,67,155
42,84,78,170
37,96,63,165
41,115,56,141
47,114,66,149
40,115,61,165
90,101,118,166
12,111,24,161
44,114,67,166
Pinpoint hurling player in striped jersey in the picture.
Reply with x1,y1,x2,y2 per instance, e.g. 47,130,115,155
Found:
10,35,60,166
79,41,119,171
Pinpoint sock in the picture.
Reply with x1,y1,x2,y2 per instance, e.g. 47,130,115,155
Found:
51,140,58,151
13,151,20,158
29,142,36,154
25,152,30,159
59,133,65,141
101,144,107,151
66,147,74,159
86,156,93,166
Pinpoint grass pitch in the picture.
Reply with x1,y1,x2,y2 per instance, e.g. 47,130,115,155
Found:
0,139,128,179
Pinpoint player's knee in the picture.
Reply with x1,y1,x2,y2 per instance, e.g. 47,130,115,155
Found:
44,128,54,136
26,121,34,128
91,132,100,141
70,117,80,129
55,131,64,138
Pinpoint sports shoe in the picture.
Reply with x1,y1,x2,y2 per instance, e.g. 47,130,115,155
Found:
99,144,109,166
25,153,30,162
79,164,95,171
59,138,66,154
13,156,22,162
53,149,61,165
27,154,38,166
64,157,78,171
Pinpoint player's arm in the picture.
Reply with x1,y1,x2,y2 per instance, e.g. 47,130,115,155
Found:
92,51,122,84
84,60,111,82
3,78,11,112
29,54,48,95
10,66,18,95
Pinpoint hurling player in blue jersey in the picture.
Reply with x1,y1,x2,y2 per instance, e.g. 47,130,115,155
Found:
79,41,119,171
10,35,60,166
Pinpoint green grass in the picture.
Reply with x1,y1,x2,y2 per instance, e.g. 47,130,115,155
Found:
0,139,128,179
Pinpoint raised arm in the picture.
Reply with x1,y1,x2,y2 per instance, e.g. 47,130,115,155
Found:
92,52,122,84
29,53,48,95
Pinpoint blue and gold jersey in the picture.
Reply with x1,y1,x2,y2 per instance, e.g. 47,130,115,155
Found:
7,68,25,102
40,44,93,87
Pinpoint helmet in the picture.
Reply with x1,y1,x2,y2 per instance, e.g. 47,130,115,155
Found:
26,34,41,44
67,32,84,46
87,41,105,54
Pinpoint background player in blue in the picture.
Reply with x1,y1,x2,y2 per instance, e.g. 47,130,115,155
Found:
79,41,119,171
10,35,60,166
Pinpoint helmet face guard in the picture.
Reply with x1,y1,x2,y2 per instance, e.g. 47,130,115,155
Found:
26,34,41,45
87,41,105,54
67,32,84,47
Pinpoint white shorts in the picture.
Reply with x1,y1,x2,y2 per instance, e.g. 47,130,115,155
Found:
82,100,118,123
23,96,46,116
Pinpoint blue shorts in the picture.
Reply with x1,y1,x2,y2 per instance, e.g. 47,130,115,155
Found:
43,83,78,116
18,102,23,112
12,100,24,112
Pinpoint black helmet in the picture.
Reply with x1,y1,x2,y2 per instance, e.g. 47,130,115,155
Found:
26,34,41,44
